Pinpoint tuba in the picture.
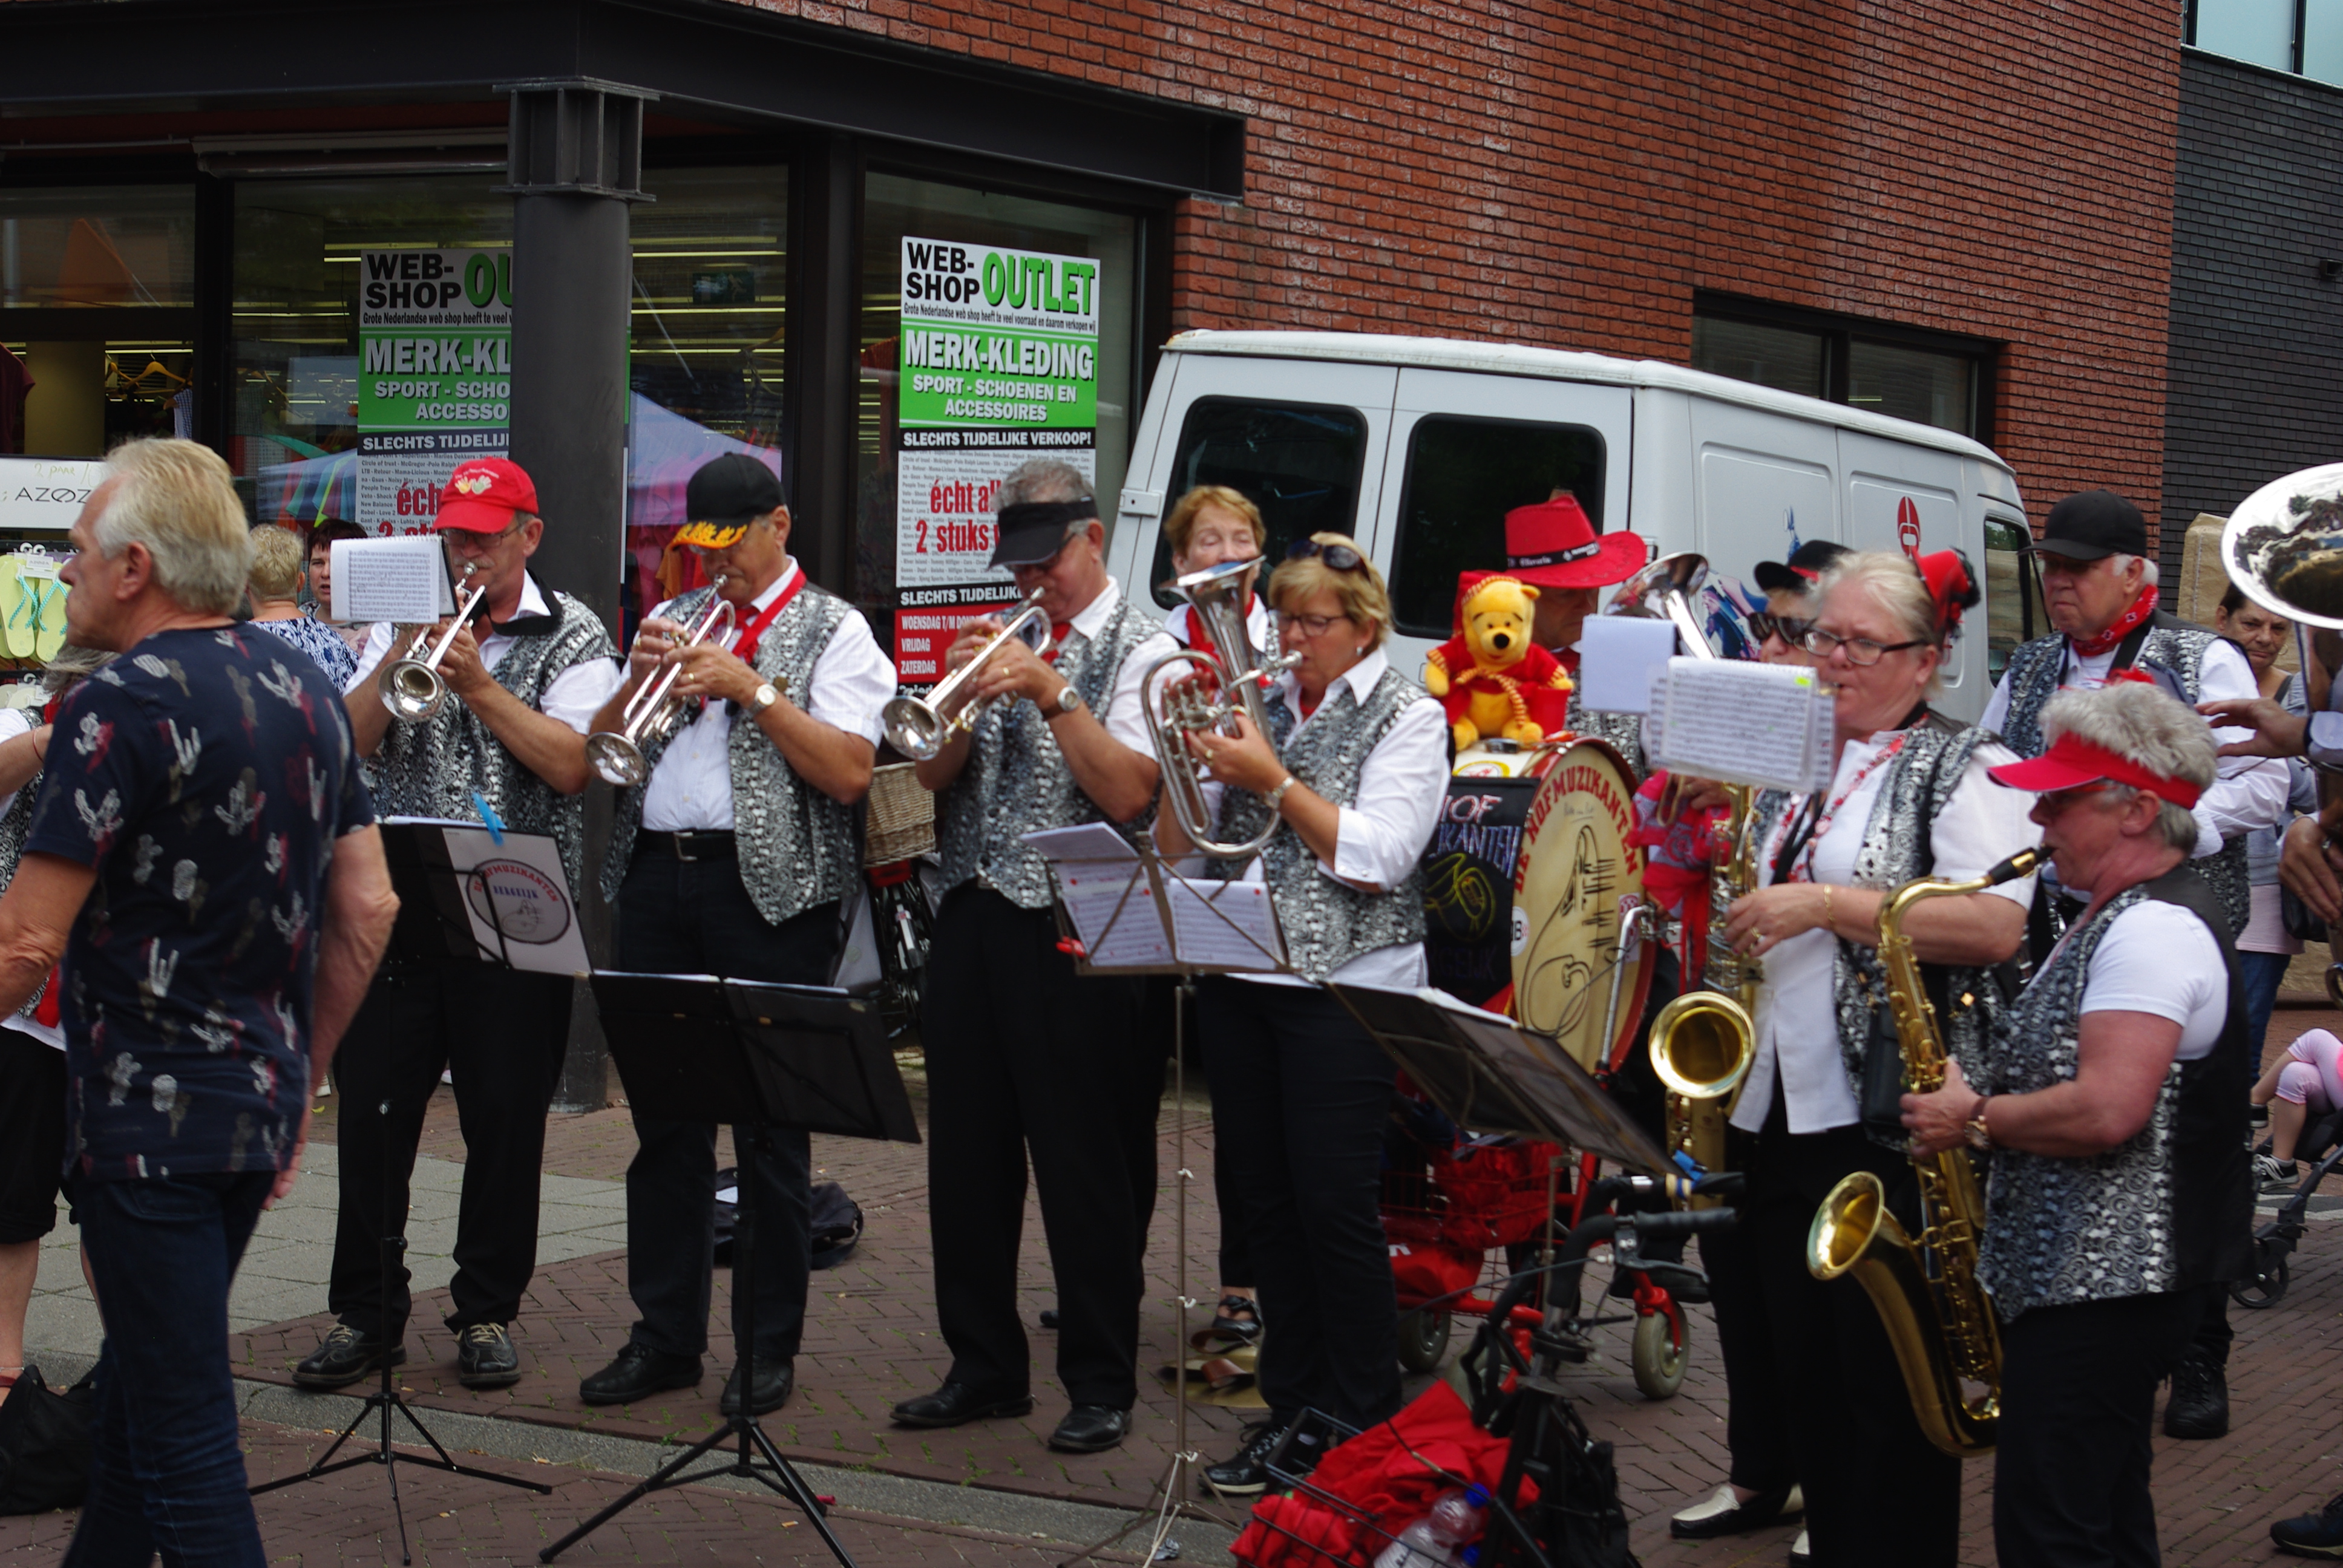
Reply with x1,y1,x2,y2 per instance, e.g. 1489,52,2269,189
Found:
1145,558,1302,858
1640,552,1757,1187
1806,845,2041,1459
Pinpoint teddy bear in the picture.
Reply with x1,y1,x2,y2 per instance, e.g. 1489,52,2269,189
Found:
1421,573,1573,753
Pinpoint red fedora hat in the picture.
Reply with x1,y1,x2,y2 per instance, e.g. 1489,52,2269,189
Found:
1503,497,1650,589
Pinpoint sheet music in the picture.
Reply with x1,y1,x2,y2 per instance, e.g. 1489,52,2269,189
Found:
1056,861,1174,967
1643,657,1832,791
332,537,455,623
1165,877,1285,970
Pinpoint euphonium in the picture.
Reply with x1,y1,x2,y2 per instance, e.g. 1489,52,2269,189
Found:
1805,844,2041,1459
1144,557,1302,858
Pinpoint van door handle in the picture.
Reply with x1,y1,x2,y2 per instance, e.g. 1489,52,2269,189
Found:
1119,488,1164,518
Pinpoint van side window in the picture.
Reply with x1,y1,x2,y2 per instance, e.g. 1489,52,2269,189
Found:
1152,398,1369,606
1389,415,1606,639
1983,516,2043,685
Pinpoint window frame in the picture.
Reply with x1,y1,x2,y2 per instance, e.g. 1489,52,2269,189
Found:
1692,291,1999,445
1150,393,1376,609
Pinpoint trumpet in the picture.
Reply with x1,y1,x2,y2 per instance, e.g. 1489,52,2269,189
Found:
882,586,1054,760
379,563,490,724
586,578,739,788
1145,557,1302,858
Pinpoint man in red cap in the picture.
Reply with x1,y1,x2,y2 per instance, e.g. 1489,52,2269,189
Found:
1495,494,1652,768
299,456,621,1394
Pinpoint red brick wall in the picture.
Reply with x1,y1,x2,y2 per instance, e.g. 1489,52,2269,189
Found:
746,0,2180,533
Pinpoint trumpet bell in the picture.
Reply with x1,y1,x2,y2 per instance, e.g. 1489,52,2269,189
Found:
380,658,449,723
882,696,947,762
1648,989,1755,1099
586,730,650,788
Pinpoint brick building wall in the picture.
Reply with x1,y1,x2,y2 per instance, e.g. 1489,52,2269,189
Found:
2161,49,2343,587
749,0,2179,533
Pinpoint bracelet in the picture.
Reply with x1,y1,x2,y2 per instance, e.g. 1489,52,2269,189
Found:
1267,774,1297,812
1820,884,1835,935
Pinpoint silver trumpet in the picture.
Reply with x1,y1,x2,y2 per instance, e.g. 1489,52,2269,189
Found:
379,563,490,724
882,585,1055,760
586,580,739,788
1145,557,1301,858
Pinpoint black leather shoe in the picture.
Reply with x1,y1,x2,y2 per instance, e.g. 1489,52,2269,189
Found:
891,1381,1035,1428
720,1356,796,1417
294,1323,405,1390
1670,1481,1804,1540
1047,1403,1130,1453
456,1322,522,1390
580,1343,704,1406
2165,1354,2230,1440
1202,1420,1323,1497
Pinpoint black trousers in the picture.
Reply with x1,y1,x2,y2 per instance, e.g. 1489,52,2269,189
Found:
329,961,571,1338
1708,1123,1797,1494
1994,1289,2198,1568
1747,1109,1961,1568
923,888,1152,1407
1197,976,1401,1430
617,846,839,1361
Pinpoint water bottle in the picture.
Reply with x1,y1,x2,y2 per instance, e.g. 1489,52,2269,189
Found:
1371,1485,1490,1568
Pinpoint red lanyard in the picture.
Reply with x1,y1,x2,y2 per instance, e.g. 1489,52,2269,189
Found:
729,569,806,665
1778,733,1909,884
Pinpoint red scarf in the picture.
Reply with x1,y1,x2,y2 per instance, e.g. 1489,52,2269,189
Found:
1180,596,1256,657
727,569,807,665
2068,582,2160,659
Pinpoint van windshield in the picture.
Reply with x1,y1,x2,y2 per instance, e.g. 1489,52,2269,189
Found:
1389,415,1606,639
1151,398,1369,606
1983,515,2044,683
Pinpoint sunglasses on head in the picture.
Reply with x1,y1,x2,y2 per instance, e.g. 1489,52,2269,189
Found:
1285,538,1366,573
1746,611,1814,645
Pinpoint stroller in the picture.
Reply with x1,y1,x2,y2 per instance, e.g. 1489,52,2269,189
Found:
2233,1103,2343,1310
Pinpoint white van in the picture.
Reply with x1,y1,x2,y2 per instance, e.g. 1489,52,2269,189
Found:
1104,331,2039,725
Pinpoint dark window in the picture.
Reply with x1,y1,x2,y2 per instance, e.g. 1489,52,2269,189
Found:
1983,515,2045,683
1692,294,1993,442
1151,397,1368,606
1388,415,1606,639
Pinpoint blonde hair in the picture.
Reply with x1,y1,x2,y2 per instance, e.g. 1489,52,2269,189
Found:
2039,682,2217,854
1163,485,1264,560
1815,550,1948,697
1267,534,1394,652
247,525,306,603
96,439,253,616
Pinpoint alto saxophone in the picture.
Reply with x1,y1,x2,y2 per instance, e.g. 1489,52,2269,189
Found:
1646,782,1758,1191
1804,845,2040,1459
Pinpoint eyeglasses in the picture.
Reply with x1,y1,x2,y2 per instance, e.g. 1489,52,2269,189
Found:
445,518,529,555
1277,610,1352,637
1746,612,1814,645
1285,538,1366,573
2033,781,2113,815
1801,626,1927,666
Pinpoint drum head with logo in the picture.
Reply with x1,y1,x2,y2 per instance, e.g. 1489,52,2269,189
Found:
1507,739,1651,1073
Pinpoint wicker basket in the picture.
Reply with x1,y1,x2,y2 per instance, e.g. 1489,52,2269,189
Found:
863,762,937,866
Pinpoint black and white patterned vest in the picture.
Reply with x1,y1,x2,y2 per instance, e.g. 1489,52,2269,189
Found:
1978,865,2250,1320
1753,728,2016,1145
1566,686,1645,779
934,590,1161,911
0,763,50,1021
1997,616,2249,936
1209,665,1437,982
365,586,615,893
599,582,860,925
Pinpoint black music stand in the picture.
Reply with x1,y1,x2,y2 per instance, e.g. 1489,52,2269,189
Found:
537,975,918,1566
1032,841,1288,1566
252,823,560,1566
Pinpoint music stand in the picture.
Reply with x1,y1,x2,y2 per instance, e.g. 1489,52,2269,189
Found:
1028,838,1288,1567
253,823,563,1566
537,975,919,1567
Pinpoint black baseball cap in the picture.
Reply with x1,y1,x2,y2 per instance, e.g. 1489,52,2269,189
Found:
2029,489,2146,562
1752,538,1850,594
677,452,785,548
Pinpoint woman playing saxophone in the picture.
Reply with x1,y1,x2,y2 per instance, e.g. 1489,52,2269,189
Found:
1713,550,2037,1568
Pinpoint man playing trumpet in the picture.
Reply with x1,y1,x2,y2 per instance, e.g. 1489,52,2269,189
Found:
893,458,1176,1455
579,452,894,1415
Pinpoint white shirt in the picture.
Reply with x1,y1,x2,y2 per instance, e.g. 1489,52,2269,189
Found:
2072,900,2227,1061
1979,636,2289,857
1162,596,1274,660
638,563,896,832
0,707,59,1051
1187,648,1449,988
346,571,623,732
1731,731,2041,1135
1069,579,1181,757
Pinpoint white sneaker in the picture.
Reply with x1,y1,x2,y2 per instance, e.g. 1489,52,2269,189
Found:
1789,1528,1811,1563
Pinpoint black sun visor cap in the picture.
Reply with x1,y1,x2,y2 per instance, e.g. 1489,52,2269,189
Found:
989,498,1100,567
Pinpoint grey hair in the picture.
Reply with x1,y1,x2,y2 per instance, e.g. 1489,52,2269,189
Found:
247,524,306,603
994,458,1095,511
2038,681,2216,852
41,643,115,696
1815,550,1948,697
2110,553,2160,590
95,439,253,616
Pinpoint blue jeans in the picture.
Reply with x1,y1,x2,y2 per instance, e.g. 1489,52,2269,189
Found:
63,1170,274,1568
2240,949,2292,1063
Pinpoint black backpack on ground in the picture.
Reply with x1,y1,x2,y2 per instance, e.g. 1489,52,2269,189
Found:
0,1363,96,1515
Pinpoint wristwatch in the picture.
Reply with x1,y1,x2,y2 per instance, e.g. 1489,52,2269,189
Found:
749,681,781,715
1963,1096,1996,1152
1054,682,1084,716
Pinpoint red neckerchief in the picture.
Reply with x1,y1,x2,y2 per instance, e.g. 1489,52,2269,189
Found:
728,568,808,665
1041,621,1074,664
2068,582,2160,659
1180,595,1256,659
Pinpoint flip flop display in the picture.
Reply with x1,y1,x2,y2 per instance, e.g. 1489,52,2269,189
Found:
24,561,65,662
0,558,27,661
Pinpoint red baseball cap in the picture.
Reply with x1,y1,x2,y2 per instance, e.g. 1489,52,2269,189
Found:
435,457,539,534
1987,730,2204,810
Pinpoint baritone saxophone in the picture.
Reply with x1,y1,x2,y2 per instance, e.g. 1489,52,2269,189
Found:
1805,845,2040,1459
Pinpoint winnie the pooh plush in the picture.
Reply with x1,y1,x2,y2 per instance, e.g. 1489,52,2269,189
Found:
1421,574,1573,752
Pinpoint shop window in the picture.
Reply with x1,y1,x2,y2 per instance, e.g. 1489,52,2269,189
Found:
1847,341,1973,434
1,186,197,460
1387,416,1607,639
2191,0,2297,69
1147,398,1371,604
1692,296,1991,442
856,172,1137,687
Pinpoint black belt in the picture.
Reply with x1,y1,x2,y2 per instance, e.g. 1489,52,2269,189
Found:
638,829,737,862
